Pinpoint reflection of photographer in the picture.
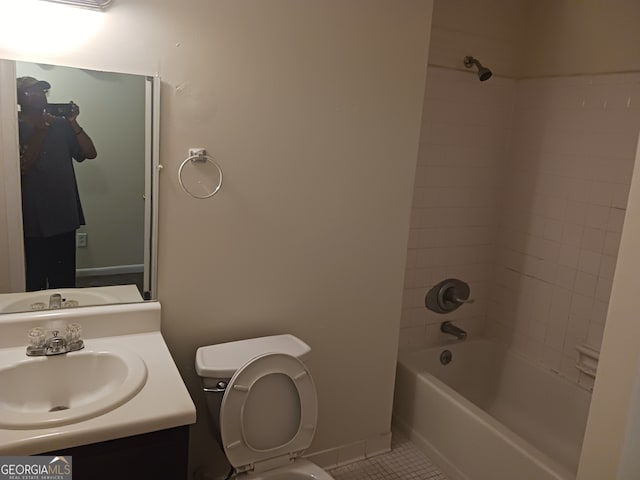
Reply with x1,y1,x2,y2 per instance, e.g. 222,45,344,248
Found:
17,76,97,291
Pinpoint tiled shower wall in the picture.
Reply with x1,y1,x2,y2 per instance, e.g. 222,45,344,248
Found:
399,67,515,349
489,73,640,390
401,68,640,390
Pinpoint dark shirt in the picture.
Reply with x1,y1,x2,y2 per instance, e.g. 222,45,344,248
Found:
19,117,87,238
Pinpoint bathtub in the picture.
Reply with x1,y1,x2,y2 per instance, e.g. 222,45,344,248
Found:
392,339,591,480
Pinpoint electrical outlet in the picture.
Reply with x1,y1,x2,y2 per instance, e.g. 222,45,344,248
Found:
76,232,88,248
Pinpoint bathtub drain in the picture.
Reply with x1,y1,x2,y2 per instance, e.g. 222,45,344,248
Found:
49,406,69,412
440,350,452,365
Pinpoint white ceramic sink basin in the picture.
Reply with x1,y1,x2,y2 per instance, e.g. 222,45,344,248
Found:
0,286,144,314
0,347,147,429
2,290,117,313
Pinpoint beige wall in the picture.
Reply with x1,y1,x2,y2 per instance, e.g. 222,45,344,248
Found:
430,0,640,80
428,0,527,78
0,0,434,476
521,0,640,77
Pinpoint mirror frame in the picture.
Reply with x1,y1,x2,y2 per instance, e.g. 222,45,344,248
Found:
0,59,160,306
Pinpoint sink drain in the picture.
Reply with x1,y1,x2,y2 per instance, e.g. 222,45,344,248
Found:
49,406,69,412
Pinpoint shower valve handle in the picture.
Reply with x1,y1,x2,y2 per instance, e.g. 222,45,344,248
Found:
426,278,473,314
449,294,475,305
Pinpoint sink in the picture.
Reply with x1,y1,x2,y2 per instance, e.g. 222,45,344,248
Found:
0,347,147,429
0,286,143,314
2,289,117,313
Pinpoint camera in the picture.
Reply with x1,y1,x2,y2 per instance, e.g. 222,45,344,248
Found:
45,103,73,117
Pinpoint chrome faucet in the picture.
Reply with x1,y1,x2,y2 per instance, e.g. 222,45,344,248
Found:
44,330,68,355
26,324,84,356
441,321,467,340
49,293,62,309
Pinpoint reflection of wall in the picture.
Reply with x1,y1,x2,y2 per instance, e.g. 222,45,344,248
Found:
0,59,23,292
0,83,12,291
0,85,10,291
0,1,434,478
15,62,145,272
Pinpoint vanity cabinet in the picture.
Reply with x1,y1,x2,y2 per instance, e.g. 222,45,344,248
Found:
40,426,189,480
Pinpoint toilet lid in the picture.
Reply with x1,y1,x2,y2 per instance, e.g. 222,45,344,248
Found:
220,352,318,472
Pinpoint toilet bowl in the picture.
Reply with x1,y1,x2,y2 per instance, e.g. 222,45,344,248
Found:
195,334,335,480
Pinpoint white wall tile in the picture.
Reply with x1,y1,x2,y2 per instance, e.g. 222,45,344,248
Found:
595,276,614,301
484,74,640,386
590,300,609,325
563,223,585,247
577,250,602,276
558,245,581,268
611,183,631,209
607,207,627,232
401,67,514,349
581,227,606,253
587,321,606,349
574,272,598,297
585,205,611,229
599,255,617,280
564,201,588,226
401,70,640,394
555,266,577,290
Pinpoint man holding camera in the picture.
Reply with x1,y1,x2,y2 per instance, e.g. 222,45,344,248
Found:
17,76,97,291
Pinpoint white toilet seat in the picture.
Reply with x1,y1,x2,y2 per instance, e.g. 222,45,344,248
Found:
220,352,318,474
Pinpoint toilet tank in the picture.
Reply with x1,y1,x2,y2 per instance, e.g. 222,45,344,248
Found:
196,334,311,383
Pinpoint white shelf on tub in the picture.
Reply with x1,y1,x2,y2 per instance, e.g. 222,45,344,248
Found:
575,344,599,378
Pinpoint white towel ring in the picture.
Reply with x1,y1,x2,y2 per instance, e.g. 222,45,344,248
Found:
178,152,223,199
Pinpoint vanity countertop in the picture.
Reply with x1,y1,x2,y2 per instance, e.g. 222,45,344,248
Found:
0,302,196,455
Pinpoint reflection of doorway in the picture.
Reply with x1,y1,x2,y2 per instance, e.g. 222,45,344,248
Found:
0,59,24,292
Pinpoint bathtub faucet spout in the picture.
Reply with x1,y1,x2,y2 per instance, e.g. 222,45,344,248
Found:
441,321,467,340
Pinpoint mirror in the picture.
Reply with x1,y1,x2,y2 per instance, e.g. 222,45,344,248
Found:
0,60,159,314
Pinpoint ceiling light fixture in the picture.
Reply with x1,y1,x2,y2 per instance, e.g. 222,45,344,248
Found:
40,0,112,10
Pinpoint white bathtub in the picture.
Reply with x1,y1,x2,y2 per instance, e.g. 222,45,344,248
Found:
393,339,591,480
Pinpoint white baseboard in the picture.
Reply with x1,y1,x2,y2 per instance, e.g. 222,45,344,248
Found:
305,431,392,470
76,264,144,277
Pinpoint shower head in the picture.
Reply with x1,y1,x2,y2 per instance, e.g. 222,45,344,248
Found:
464,56,492,81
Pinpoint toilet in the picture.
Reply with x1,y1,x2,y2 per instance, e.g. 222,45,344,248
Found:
195,334,335,479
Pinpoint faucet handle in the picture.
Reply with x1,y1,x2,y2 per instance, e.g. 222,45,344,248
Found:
447,294,475,305
65,323,84,352
66,323,83,342
49,293,62,309
28,327,46,349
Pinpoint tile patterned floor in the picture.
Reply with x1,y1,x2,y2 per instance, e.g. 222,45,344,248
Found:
329,431,449,480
